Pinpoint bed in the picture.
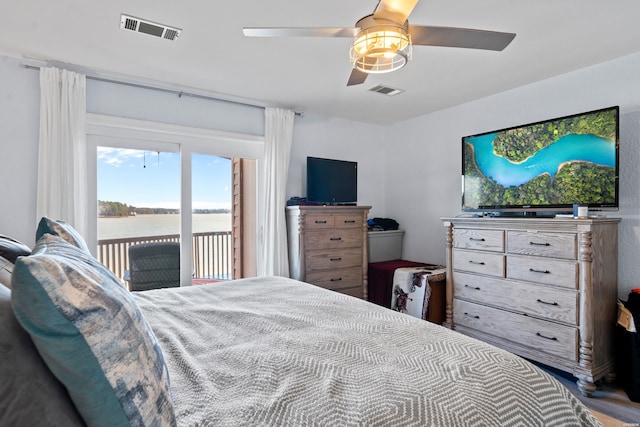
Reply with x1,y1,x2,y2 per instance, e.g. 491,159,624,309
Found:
1,219,602,426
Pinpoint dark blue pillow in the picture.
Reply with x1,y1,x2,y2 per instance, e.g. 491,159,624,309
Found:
0,235,31,288
0,283,86,426
0,234,31,263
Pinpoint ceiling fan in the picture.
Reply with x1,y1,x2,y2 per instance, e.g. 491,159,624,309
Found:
243,0,516,86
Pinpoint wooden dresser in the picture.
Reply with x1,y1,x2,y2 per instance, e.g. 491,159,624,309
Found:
286,206,371,299
441,216,620,397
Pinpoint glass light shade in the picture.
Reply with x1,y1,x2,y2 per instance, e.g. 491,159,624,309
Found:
350,25,412,74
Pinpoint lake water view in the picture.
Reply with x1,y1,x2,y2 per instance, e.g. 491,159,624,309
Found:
98,213,231,240
467,133,616,188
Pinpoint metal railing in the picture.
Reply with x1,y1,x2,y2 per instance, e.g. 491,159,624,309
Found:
97,231,232,282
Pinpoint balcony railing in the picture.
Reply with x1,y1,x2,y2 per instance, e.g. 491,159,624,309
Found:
97,231,232,283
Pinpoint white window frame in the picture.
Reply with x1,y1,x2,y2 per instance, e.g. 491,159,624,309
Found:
86,113,264,285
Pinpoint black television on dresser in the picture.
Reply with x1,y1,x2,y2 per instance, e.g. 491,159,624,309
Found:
461,106,619,216
306,156,357,206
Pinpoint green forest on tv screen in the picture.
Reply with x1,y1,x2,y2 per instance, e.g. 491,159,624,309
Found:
463,109,617,210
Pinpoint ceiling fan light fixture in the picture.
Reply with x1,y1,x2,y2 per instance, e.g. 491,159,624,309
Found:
350,24,412,74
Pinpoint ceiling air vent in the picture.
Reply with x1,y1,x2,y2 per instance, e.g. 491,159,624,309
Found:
368,85,403,96
120,14,182,41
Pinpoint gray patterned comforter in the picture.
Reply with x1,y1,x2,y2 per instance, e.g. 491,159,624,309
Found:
135,276,601,427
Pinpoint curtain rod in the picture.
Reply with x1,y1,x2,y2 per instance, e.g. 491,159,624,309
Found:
23,64,302,116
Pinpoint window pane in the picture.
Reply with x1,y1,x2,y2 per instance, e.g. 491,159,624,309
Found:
192,153,232,281
97,147,180,283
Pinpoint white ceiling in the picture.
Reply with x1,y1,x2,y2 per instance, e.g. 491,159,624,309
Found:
3,0,640,125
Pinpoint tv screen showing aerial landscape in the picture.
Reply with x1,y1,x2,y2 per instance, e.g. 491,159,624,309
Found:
462,106,619,213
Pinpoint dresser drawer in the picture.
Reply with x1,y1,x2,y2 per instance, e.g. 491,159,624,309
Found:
507,255,578,289
306,229,362,250
453,250,504,277
334,214,362,229
507,231,576,259
306,267,362,291
454,299,577,361
306,248,362,271
453,229,504,252
305,215,335,230
454,272,578,324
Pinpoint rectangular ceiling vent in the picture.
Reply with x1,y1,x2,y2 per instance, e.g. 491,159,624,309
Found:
120,14,182,41
368,85,403,97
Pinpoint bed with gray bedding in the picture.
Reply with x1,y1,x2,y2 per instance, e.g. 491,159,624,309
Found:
1,221,601,426
135,276,601,426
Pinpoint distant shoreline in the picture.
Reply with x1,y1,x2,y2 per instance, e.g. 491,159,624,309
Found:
99,212,230,218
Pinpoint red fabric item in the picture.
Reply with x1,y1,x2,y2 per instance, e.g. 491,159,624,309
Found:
367,260,429,309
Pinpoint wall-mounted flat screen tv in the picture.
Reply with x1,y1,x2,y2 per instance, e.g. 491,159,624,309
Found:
307,157,357,205
462,106,619,215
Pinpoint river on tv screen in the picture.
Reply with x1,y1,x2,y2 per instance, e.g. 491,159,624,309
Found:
463,109,617,209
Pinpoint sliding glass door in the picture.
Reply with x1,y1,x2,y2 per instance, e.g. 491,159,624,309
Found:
86,113,264,286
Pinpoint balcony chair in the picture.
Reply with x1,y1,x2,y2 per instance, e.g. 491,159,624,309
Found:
125,241,181,291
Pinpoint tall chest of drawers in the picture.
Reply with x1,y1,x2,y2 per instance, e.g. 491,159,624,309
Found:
287,206,371,299
441,217,620,397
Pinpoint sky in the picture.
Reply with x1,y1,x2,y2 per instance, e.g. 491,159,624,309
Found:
97,147,232,210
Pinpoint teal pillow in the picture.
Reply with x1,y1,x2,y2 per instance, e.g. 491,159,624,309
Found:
11,234,176,427
36,217,90,254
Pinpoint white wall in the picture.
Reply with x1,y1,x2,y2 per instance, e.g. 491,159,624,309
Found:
87,82,390,217
288,112,388,219
87,80,390,220
86,79,265,136
0,57,40,245
0,56,387,247
3,50,639,297
387,51,640,298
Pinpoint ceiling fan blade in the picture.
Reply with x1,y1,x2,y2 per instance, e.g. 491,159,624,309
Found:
347,54,379,86
243,27,357,38
409,25,516,51
347,68,369,86
373,0,420,23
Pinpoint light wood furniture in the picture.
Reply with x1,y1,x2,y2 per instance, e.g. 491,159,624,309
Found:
287,206,371,299
441,216,620,397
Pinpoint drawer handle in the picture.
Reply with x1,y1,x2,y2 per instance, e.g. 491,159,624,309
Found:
536,332,558,341
330,277,343,282
469,261,486,265
329,237,342,241
469,237,485,242
463,312,480,319
465,285,481,290
536,298,558,306
343,220,356,224
330,257,342,262
529,268,550,274
529,241,551,246
315,220,328,224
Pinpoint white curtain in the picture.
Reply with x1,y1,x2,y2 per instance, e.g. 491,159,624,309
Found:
258,107,295,277
36,67,88,237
